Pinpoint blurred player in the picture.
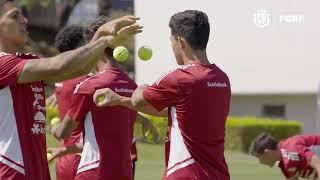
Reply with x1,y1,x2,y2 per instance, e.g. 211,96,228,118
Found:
51,16,140,180
0,0,141,178
48,17,157,180
249,133,320,180
93,10,231,180
50,25,87,180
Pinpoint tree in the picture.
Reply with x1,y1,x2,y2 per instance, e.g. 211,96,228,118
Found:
19,0,112,26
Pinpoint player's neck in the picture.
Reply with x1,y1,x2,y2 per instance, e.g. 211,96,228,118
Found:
96,58,121,72
0,40,19,54
275,149,282,161
183,49,210,65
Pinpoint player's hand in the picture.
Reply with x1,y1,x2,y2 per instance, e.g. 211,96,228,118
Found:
94,15,142,41
102,22,143,48
141,118,159,143
110,22,143,48
93,88,121,107
47,146,67,163
46,94,57,109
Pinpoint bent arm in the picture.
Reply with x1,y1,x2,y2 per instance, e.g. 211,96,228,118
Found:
51,114,79,140
17,37,110,84
130,85,168,117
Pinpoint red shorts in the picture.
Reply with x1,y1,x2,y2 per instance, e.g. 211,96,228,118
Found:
56,154,81,180
0,161,24,180
74,168,100,180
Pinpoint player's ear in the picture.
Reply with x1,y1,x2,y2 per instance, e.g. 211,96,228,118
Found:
177,36,186,49
264,149,271,154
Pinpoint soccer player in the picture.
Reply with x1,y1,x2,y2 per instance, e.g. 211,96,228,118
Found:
51,25,88,180
0,0,142,179
93,10,231,179
249,133,320,180
51,16,139,180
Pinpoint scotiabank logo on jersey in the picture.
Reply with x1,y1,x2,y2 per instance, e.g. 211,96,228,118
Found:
207,82,228,88
31,84,46,135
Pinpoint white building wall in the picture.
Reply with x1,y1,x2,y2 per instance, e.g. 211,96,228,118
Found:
230,94,317,133
135,0,320,94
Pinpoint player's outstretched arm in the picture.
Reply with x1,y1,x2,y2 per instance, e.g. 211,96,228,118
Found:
310,155,320,180
17,16,142,84
93,86,167,117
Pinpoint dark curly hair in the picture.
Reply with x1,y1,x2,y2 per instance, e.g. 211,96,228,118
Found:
54,25,85,53
169,10,210,50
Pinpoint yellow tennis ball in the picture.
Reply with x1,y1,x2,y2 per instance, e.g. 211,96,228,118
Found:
47,153,52,160
97,94,105,103
113,46,129,62
138,46,152,61
51,117,61,126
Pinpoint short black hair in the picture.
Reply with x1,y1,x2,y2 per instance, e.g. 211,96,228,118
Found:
85,15,113,57
249,133,278,156
169,10,210,50
0,0,14,15
54,25,85,53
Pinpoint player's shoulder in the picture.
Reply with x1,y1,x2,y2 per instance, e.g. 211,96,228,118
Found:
16,52,39,59
124,76,138,89
106,69,138,90
153,69,179,86
279,136,305,151
285,135,306,144
0,52,18,61
121,72,138,88
64,75,90,88
73,75,97,95
176,62,228,79
0,52,11,58
152,66,198,88
0,52,39,62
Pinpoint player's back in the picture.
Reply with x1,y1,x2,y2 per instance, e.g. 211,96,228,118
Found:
76,68,137,180
177,62,230,143
168,62,231,179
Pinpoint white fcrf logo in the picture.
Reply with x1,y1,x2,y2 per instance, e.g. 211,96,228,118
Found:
279,15,304,24
253,9,271,28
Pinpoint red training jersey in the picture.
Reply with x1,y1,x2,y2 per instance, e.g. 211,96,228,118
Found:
278,135,320,179
143,62,231,180
0,52,50,180
68,68,137,180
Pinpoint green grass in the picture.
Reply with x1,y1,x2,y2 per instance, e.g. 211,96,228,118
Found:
226,151,282,180
47,134,59,180
47,137,283,180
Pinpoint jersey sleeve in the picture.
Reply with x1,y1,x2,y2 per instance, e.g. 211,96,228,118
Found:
0,55,27,86
143,71,181,111
67,93,91,123
296,139,316,169
283,137,317,175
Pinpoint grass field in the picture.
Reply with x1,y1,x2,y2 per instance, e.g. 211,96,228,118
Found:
47,136,283,180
